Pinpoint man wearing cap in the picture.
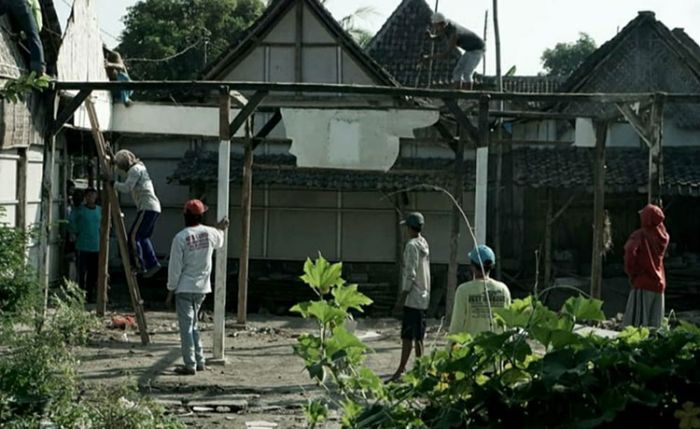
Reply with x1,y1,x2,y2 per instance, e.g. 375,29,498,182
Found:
166,199,229,375
422,12,485,90
449,245,511,338
389,212,431,382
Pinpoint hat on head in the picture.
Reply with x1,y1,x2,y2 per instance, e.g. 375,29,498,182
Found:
469,245,496,267
113,149,137,170
184,199,208,215
431,12,446,24
400,212,425,229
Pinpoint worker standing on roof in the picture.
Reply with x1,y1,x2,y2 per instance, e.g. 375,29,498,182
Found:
112,150,162,278
422,12,485,90
0,0,46,74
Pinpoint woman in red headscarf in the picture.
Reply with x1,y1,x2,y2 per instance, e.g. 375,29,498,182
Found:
622,204,670,328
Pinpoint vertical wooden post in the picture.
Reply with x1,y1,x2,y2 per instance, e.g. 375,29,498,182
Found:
543,190,553,289
16,148,28,233
237,119,253,325
96,185,111,317
474,95,490,245
40,93,58,317
590,120,608,300
294,0,303,84
213,89,231,361
648,93,665,205
446,138,465,319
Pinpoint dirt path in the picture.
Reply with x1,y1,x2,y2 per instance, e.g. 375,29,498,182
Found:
77,311,448,428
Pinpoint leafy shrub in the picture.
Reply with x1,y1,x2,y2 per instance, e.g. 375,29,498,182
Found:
293,256,700,429
0,222,40,329
48,280,100,346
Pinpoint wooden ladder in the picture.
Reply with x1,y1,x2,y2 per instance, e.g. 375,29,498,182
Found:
84,99,150,345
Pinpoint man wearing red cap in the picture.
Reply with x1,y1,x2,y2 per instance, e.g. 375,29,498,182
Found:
622,204,670,328
167,199,229,375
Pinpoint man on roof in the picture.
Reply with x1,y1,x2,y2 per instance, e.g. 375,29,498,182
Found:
422,12,485,90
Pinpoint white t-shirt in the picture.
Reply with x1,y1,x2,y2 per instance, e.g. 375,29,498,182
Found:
114,163,161,213
167,225,225,294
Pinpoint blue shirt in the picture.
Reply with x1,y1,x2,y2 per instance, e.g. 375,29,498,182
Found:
68,205,102,253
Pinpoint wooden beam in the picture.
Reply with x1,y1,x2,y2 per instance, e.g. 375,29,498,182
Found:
51,90,91,135
55,81,686,104
474,95,491,245
648,94,665,205
16,148,27,232
294,0,303,84
40,92,59,318
590,120,608,300
85,100,150,345
442,98,479,143
237,120,253,326
616,103,653,147
228,91,268,139
213,88,232,361
250,110,282,151
96,185,111,317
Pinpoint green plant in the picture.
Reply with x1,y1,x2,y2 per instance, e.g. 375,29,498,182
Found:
0,73,51,102
48,280,100,346
0,221,41,330
292,259,700,429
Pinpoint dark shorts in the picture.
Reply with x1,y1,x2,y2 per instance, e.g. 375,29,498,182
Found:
401,307,426,341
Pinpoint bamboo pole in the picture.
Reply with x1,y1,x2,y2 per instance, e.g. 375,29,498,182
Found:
543,190,553,289
590,121,608,300
492,0,504,279
648,94,665,205
213,89,232,361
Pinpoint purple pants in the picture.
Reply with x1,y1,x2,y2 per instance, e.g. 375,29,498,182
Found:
128,210,159,272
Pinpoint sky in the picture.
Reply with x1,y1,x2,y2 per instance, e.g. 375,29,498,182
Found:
54,0,700,75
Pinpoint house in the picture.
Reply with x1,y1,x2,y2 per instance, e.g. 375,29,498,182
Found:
508,12,700,290
109,0,478,314
0,0,63,282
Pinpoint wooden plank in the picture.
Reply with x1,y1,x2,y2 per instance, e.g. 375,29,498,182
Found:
648,94,666,205
590,121,608,300
96,186,111,316
16,148,27,232
85,100,150,345
213,90,231,361
52,90,92,135
250,110,282,151
228,91,268,139
40,93,59,318
237,122,253,326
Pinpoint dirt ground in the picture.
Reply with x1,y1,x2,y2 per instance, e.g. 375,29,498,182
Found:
77,310,448,428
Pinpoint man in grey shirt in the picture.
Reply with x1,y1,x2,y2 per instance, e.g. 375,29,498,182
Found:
389,212,431,382
423,12,485,89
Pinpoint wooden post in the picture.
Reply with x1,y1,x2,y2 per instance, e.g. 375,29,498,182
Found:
16,148,27,232
590,120,608,300
237,119,253,325
427,0,440,87
543,190,553,289
96,185,111,317
40,132,57,316
475,95,490,245
213,89,231,361
648,94,665,205
446,138,465,319
85,100,150,345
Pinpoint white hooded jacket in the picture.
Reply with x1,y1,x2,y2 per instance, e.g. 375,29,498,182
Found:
402,235,431,310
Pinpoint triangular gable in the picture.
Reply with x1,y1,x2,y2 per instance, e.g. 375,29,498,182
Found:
561,11,700,93
366,0,459,87
202,0,399,87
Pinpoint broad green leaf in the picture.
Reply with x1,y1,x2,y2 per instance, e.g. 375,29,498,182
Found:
494,297,534,328
293,333,322,364
618,326,650,344
562,296,605,322
549,329,582,349
332,283,373,312
289,301,312,318
500,367,532,387
300,255,345,294
303,399,328,424
306,301,346,325
326,326,367,364
447,332,472,346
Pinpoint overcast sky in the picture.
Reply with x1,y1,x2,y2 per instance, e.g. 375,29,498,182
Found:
54,0,700,75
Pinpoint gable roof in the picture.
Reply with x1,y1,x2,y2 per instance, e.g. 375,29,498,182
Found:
560,11,700,93
202,0,399,87
366,0,460,87
557,11,700,128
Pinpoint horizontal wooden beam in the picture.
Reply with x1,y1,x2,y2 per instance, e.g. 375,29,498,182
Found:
53,81,700,104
